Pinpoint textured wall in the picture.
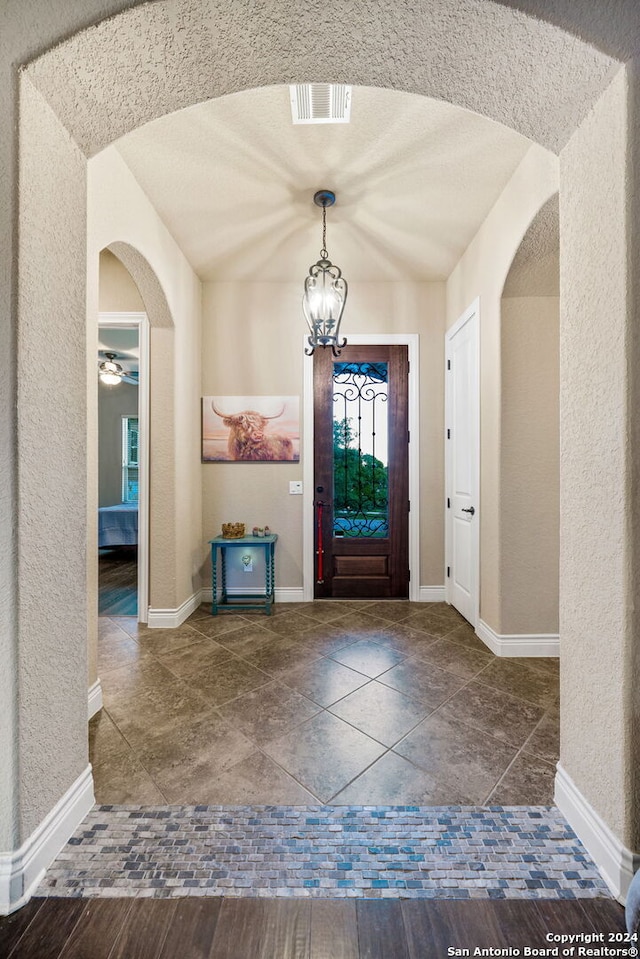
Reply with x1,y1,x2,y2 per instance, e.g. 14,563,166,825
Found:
88,147,203,611
0,0,143,856
201,279,447,591
629,58,640,855
447,145,559,632
16,77,90,838
500,297,559,634
559,67,635,843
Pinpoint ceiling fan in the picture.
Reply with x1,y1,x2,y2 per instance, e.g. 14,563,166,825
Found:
98,351,139,387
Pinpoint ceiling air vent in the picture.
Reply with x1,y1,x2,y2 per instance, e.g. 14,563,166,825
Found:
289,84,352,124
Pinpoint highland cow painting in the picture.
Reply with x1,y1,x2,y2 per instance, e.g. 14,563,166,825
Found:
202,396,300,462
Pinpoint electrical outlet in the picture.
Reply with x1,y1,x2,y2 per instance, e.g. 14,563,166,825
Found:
289,481,303,495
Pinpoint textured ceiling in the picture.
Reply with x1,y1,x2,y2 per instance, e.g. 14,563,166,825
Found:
26,0,619,157
115,85,534,283
494,0,640,60
22,0,621,284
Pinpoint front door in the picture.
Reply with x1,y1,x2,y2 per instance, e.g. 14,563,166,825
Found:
313,344,409,598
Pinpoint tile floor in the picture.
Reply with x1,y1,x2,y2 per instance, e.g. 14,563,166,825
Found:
92,601,560,807
40,602,598,904
37,804,609,900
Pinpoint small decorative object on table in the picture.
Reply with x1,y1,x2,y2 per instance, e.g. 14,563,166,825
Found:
221,522,245,539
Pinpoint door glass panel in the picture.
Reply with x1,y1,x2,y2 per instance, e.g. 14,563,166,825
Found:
332,361,388,537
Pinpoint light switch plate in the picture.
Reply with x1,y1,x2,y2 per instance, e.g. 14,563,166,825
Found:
289,481,303,494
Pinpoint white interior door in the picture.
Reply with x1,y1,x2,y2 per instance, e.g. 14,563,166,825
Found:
445,300,479,625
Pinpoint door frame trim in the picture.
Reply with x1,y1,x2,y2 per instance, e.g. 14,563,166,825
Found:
444,298,480,626
303,333,420,602
98,311,149,622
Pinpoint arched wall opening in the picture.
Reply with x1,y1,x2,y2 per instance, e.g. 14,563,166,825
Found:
90,240,178,650
96,251,147,640
499,194,560,638
87,147,204,627
446,147,560,636
88,238,189,826
3,0,639,913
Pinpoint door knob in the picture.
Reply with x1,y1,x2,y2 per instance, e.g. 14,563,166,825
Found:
461,506,475,515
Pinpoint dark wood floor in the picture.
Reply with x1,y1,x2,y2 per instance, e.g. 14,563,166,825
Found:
98,547,137,616
0,896,627,958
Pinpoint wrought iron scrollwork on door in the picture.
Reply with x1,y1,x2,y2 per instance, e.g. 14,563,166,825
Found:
332,361,389,538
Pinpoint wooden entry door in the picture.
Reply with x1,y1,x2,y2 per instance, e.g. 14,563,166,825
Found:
314,344,409,598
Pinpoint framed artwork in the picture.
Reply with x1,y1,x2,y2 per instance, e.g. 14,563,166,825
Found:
202,395,300,462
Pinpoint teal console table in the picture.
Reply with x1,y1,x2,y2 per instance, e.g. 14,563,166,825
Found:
209,534,278,615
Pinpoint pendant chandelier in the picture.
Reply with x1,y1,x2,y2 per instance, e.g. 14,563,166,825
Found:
303,189,348,357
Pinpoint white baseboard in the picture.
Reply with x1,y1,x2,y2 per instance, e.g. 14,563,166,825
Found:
418,586,446,602
202,587,443,605
555,763,640,903
273,587,305,603
147,591,202,628
200,587,304,605
0,765,94,915
201,586,444,605
476,618,559,657
87,679,103,719
202,588,448,605
147,588,306,628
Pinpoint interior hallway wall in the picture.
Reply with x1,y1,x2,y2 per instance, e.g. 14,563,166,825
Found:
500,296,559,634
558,65,639,864
201,279,446,591
88,147,203,616
0,0,143,882
14,75,92,844
99,249,145,312
446,144,559,634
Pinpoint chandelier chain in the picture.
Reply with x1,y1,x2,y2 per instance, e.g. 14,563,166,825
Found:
321,204,328,259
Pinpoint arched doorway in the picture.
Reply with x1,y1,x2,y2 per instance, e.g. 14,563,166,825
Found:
2,0,638,913
499,194,560,642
